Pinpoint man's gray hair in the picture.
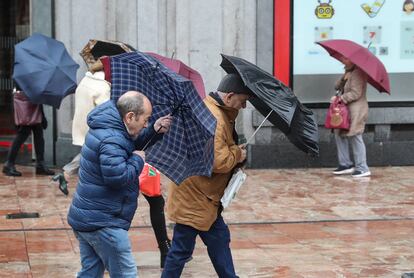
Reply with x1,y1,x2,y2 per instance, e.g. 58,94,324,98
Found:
116,91,146,118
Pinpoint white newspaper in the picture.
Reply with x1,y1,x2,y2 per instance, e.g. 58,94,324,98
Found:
221,168,247,209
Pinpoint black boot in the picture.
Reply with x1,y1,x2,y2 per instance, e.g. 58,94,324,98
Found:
36,162,55,176
159,239,192,268
2,164,22,177
52,173,69,195
159,239,171,268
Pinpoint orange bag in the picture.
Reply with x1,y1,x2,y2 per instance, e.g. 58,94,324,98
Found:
139,163,161,197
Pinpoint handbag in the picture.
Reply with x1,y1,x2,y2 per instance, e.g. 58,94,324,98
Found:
13,91,43,126
221,168,247,209
324,96,350,130
139,163,161,197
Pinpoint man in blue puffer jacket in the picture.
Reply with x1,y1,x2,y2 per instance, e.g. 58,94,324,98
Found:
68,91,172,278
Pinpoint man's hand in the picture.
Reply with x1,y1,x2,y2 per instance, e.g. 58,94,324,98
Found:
154,114,173,133
133,150,145,161
238,144,247,163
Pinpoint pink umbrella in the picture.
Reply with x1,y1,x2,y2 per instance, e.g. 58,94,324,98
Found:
316,39,390,94
146,52,206,99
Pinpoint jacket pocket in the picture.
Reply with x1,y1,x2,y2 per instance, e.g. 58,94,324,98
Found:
116,196,128,216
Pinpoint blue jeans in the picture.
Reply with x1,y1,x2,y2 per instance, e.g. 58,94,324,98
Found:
74,227,137,278
161,215,238,278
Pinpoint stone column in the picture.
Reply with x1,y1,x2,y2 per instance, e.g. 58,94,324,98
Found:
31,0,54,164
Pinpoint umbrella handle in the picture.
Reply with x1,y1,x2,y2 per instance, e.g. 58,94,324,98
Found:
141,125,163,151
245,110,273,145
142,96,185,150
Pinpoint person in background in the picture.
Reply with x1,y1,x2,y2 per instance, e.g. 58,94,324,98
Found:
52,59,110,195
143,192,171,268
331,57,371,178
140,179,192,268
162,73,250,278
2,85,54,177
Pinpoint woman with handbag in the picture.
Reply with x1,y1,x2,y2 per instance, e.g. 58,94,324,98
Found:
2,86,54,177
331,57,371,178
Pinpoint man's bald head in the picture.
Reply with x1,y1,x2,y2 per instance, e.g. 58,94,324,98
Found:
117,91,151,118
117,91,152,138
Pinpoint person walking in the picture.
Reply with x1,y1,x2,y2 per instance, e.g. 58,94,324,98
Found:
2,86,54,177
55,58,174,268
52,59,110,195
140,171,192,268
142,193,171,268
162,73,250,278
331,57,371,178
68,91,172,277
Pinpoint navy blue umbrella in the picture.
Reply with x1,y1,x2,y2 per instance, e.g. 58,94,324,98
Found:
110,51,217,185
13,33,79,108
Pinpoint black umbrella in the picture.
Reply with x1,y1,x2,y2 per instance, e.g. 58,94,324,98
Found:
91,41,136,59
220,54,319,156
79,39,136,68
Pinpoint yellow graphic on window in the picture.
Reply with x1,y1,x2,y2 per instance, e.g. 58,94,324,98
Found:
361,0,385,18
315,0,335,19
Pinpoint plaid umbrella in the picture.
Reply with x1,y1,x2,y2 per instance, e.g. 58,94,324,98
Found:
110,51,217,184
146,52,206,99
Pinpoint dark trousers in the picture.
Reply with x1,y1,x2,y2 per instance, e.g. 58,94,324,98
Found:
161,215,238,278
5,125,44,165
143,194,169,245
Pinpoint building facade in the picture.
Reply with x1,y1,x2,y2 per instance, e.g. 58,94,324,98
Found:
1,0,413,168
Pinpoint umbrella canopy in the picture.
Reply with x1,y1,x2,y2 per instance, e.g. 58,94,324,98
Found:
146,52,206,99
80,39,136,68
13,33,79,109
316,39,390,94
110,51,217,184
220,54,319,155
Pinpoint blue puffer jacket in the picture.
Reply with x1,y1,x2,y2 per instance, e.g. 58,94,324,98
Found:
68,100,156,232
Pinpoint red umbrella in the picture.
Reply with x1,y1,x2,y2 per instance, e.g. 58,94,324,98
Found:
146,52,206,99
316,39,390,94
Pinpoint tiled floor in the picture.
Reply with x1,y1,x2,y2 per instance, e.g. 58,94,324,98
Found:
0,165,413,277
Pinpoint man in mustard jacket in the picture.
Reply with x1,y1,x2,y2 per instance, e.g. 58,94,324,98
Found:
162,73,250,278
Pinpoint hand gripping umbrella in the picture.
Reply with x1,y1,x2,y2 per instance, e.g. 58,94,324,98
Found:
110,51,217,184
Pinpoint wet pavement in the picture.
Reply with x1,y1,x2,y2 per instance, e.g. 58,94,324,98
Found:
0,165,413,277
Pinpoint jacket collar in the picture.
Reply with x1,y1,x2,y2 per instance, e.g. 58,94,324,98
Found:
206,93,239,121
